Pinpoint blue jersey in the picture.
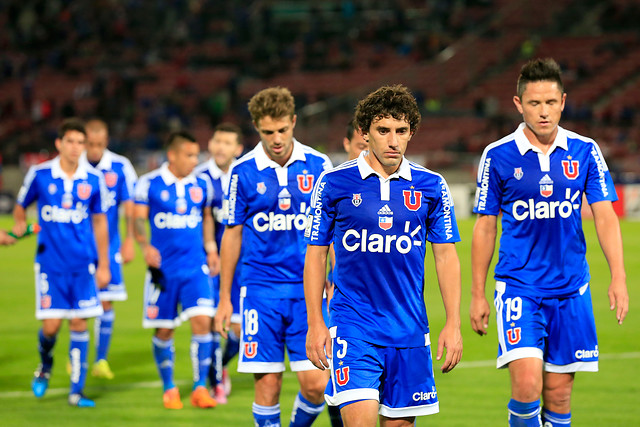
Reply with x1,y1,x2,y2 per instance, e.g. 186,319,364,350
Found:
194,159,228,248
473,123,617,297
83,149,137,257
225,140,332,299
305,153,460,347
135,163,213,274
17,156,109,272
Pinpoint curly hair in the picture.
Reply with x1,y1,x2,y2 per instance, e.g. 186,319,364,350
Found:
354,85,421,134
517,58,564,98
247,87,295,124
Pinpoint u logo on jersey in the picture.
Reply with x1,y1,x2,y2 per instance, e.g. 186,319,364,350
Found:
77,183,92,200
244,342,258,359
189,186,203,203
297,174,314,193
562,160,579,179
335,367,350,386
507,327,521,345
104,171,118,188
403,189,422,211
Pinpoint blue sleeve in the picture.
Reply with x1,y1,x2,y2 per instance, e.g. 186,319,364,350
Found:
225,167,248,226
584,141,618,204
134,175,151,206
16,166,39,208
304,171,334,246
473,147,502,215
90,174,109,214
426,176,461,243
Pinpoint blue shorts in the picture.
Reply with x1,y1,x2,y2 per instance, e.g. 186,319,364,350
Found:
34,263,103,320
98,251,127,302
494,281,598,372
237,286,314,373
142,265,215,329
324,327,439,418
211,273,241,324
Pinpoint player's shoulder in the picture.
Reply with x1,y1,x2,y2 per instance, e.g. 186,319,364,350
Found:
322,158,358,179
193,161,210,176
408,160,445,181
482,131,518,157
229,150,258,174
137,167,163,185
30,159,56,175
109,150,135,167
562,127,598,147
85,163,105,181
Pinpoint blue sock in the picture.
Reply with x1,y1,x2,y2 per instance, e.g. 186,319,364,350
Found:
38,329,57,372
94,309,115,362
152,336,175,391
253,402,281,427
208,333,222,387
191,333,213,389
69,331,90,395
542,408,571,426
222,328,240,366
508,399,542,427
290,391,325,427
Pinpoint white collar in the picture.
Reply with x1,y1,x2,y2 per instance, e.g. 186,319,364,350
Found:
51,156,89,180
356,150,412,181
206,158,224,179
80,148,113,170
253,138,307,171
514,122,568,156
159,162,197,186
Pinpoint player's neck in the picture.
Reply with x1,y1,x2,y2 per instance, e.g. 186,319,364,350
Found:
167,164,188,180
365,152,399,179
524,125,558,154
59,156,79,178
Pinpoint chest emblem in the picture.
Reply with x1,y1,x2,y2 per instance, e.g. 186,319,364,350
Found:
514,167,523,180
189,186,203,204
176,198,187,214
62,193,73,209
278,188,292,211
539,174,553,198
48,183,57,195
257,182,267,194
352,193,362,207
160,190,170,202
104,171,118,187
77,183,92,200
377,204,393,230
403,189,422,211
297,174,314,194
562,160,579,179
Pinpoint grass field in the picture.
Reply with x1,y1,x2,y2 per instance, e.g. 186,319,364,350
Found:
0,214,638,426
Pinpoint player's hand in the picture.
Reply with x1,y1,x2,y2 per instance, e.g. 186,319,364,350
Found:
143,245,162,268
207,251,220,276
95,263,111,289
470,294,491,336
12,221,27,238
214,298,233,339
437,322,463,373
306,320,332,370
0,230,17,246
608,278,629,325
121,236,135,264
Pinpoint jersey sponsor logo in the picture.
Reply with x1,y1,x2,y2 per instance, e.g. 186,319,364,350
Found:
146,305,159,319
342,221,423,254
41,295,52,309
514,167,523,180
512,188,581,221
153,208,202,229
244,342,258,359
189,186,203,204
297,174,314,193
562,160,579,179
403,189,422,211
352,193,362,207
278,188,292,211
41,204,89,224
176,197,187,214
413,389,437,402
228,174,239,223
77,183,92,200
477,157,491,210
377,204,393,230
335,366,350,386
539,174,553,198
440,180,455,240
253,203,308,233
256,182,267,194
104,171,118,187
48,183,57,195
507,327,521,345
575,345,598,359
308,182,326,240
591,148,609,197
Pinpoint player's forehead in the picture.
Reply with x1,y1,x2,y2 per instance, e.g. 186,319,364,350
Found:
256,115,293,131
211,130,240,144
370,115,410,129
520,80,563,100
60,130,86,142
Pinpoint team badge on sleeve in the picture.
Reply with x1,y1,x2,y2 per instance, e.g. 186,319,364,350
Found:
403,189,422,211
189,186,203,203
104,171,118,187
514,167,523,180
297,173,314,193
562,159,579,179
352,193,362,207
278,188,292,211
77,183,92,200
377,204,393,230
539,175,553,198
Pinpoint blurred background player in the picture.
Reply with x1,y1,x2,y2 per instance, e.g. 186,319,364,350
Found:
134,131,220,410
82,118,138,380
214,87,333,427
470,58,629,427
13,118,111,407
194,122,244,403
305,85,463,426
342,119,369,162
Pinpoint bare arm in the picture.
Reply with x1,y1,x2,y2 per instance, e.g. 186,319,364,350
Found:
202,207,219,276
214,224,243,338
134,203,161,268
12,204,27,237
470,214,498,336
120,200,136,263
92,213,111,288
591,201,628,324
432,242,463,373
304,244,332,370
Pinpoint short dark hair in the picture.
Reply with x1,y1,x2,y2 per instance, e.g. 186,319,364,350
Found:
354,85,421,134
58,118,86,139
517,58,564,98
166,130,197,151
214,122,243,145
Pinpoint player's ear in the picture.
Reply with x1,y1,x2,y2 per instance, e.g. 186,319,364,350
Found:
54,138,62,152
291,114,297,128
235,145,244,157
513,95,524,114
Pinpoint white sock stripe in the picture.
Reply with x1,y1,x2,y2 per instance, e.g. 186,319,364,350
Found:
294,394,325,414
508,406,541,419
70,331,90,341
191,333,213,343
100,310,115,322
252,402,280,416
152,336,174,348
542,410,571,424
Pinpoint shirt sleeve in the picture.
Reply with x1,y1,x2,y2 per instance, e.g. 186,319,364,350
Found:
224,165,248,226
304,171,335,246
135,175,151,206
120,159,138,201
473,146,503,215
90,173,109,214
584,141,618,204
16,166,39,208
426,176,461,243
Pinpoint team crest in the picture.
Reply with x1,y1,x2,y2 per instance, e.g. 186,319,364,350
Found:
104,171,118,187
562,159,579,179
257,182,267,194
335,367,350,386
377,204,393,230
189,186,203,203
77,183,92,200
514,167,523,180
539,174,553,198
507,327,521,345
403,189,422,211
62,193,73,209
176,198,187,214
146,305,159,319
352,193,362,207
48,183,57,195
278,188,292,211
297,174,314,194
160,190,170,201
41,295,51,309
244,342,258,359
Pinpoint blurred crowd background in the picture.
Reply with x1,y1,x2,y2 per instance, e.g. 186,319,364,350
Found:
1,0,639,203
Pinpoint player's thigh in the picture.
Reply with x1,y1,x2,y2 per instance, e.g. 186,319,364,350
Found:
36,263,102,320
341,400,379,427
508,357,544,400
178,265,215,321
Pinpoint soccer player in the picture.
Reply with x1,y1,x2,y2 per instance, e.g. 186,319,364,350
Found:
83,119,138,380
342,119,369,161
0,230,16,245
214,87,333,427
134,131,220,410
13,118,110,407
470,58,629,426
305,85,463,427
194,122,244,403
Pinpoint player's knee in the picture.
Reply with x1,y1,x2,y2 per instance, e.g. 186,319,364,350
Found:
543,382,572,409
155,328,174,340
511,372,542,401
190,315,212,335
299,375,328,404
69,318,88,332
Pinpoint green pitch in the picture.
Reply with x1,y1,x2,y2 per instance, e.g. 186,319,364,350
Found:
0,215,637,426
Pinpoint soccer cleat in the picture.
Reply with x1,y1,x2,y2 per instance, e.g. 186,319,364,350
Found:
31,366,50,398
91,359,114,380
191,385,217,408
163,387,183,410
68,393,96,408
213,384,227,404
222,367,231,396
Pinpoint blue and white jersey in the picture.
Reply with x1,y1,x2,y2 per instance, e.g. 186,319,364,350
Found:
194,159,228,248
225,139,332,299
17,156,109,272
473,123,617,297
305,153,460,347
135,163,213,274
82,149,137,257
